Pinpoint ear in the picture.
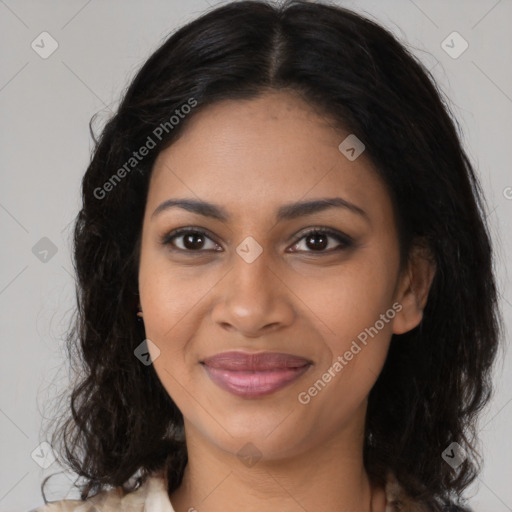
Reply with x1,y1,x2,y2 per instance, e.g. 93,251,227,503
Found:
392,241,436,335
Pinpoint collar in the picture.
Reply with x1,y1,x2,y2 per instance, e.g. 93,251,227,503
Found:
77,467,434,512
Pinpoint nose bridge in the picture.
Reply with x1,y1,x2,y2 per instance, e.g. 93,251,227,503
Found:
211,241,294,334
230,245,278,313
233,244,274,297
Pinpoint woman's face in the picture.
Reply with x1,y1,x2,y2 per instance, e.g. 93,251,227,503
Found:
138,91,414,460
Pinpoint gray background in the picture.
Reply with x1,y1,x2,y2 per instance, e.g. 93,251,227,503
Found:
0,0,511,511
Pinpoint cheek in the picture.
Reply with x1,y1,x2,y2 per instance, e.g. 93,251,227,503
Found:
292,246,398,349
296,296,395,440
293,245,398,406
138,256,195,382
138,249,218,345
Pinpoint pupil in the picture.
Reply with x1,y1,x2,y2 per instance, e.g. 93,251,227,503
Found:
307,233,327,250
184,232,204,250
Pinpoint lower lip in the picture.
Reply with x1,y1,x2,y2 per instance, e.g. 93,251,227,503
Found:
202,364,311,398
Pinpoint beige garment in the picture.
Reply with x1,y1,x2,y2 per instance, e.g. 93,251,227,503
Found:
29,469,434,512
29,473,174,512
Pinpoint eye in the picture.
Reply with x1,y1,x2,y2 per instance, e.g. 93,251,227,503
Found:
288,227,353,253
161,226,353,254
161,228,221,252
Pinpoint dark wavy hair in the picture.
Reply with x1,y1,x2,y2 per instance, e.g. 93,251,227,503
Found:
41,1,501,510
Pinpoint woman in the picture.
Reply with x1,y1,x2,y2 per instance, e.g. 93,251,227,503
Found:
33,1,501,511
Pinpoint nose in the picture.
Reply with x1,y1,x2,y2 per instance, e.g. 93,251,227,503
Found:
210,249,295,338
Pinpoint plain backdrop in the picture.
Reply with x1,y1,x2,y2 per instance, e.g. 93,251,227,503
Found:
0,1,511,511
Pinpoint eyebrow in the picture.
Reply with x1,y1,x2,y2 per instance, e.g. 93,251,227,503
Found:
151,197,368,223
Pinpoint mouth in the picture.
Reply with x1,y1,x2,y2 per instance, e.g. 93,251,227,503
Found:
200,351,313,398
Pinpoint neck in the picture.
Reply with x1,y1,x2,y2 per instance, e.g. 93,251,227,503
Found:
169,411,386,512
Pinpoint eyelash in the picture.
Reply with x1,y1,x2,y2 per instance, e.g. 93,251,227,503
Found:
160,226,353,254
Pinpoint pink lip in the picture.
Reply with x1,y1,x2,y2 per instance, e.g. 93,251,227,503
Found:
201,351,312,398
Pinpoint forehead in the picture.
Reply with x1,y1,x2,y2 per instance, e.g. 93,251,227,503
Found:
147,91,391,223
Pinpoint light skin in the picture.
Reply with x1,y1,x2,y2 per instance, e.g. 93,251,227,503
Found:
137,90,435,512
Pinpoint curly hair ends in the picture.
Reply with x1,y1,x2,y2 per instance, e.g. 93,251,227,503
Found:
41,1,501,510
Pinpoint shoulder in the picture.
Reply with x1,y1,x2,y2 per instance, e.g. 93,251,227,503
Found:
29,470,174,512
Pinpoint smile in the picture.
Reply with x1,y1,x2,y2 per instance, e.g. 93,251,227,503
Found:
201,351,313,398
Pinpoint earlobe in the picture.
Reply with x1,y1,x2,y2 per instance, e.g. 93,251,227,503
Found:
392,242,436,335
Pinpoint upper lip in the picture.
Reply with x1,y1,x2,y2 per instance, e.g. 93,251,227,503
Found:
201,351,312,371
